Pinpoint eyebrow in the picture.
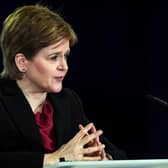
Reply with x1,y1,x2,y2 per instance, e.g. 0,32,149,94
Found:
49,49,70,56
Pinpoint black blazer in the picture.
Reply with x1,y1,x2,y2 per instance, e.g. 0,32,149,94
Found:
0,78,127,168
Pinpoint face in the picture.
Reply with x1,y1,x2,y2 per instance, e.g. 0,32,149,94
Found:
23,38,70,93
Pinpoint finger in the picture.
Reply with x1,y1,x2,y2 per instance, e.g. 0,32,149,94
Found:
91,124,100,145
90,124,96,133
83,156,102,161
75,123,93,140
94,141,106,159
79,124,88,138
79,124,102,147
101,148,106,159
79,124,84,130
79,124,95,145
79,124,98,146
106,153,113,160
83,144,105,155
81,130,103,145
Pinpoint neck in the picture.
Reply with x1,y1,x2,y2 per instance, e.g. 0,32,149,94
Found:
16,80,47,113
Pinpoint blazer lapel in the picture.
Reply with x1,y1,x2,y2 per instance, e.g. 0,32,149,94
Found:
0,80,43,150
48,92,71,149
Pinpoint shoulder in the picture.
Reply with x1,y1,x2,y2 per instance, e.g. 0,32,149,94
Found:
0,78,19,96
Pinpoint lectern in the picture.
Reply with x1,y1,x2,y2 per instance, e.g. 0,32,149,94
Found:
46,159,168,168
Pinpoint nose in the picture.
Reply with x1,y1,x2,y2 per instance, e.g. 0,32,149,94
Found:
57,58,68,71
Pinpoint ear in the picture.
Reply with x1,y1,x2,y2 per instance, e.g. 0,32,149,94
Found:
15,53,28,73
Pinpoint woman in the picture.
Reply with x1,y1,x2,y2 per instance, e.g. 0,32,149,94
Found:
0,4,127,168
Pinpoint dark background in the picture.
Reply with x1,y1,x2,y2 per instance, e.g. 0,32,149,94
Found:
1,0,168,159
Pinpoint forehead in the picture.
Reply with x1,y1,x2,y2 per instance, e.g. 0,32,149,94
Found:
32,39,70,59
47,39,70,51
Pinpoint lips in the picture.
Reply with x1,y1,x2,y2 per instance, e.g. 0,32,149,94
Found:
55,76,64,81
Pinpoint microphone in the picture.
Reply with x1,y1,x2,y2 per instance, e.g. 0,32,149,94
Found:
145,94,168,108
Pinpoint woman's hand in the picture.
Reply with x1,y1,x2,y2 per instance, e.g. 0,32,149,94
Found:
79,123,113,160
44,123,105,166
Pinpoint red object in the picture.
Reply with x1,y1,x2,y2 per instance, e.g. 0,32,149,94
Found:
35,100,56,153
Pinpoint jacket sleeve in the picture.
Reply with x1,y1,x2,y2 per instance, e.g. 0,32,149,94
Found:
67,88,127,160
100,136,127,159
0,152,44,168
0,99,44,168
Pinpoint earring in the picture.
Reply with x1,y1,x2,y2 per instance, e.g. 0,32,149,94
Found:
21,68,26,72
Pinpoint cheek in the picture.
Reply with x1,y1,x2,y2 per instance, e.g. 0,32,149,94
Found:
33,62,50,74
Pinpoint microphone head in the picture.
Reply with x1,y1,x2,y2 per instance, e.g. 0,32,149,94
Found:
145,94,168,107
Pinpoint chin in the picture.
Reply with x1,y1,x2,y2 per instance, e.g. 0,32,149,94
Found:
50,85,62,93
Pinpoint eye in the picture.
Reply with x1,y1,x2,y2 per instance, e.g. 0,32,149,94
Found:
50,55,58,60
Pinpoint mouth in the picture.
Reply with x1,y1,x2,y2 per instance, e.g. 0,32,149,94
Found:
55,76,64,82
